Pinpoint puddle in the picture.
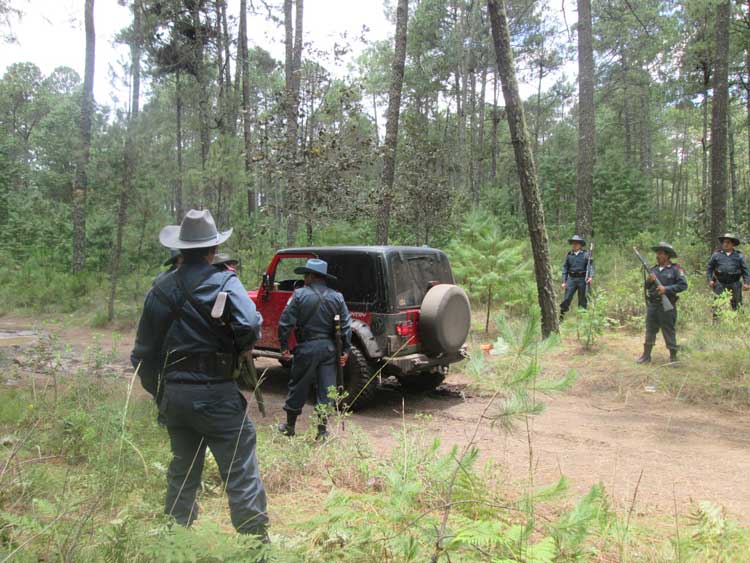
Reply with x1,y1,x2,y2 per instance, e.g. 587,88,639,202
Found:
0,330,37,347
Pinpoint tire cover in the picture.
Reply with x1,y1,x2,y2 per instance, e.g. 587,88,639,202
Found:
419,284,471,354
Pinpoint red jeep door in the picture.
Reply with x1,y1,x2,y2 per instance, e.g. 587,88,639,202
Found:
255,253,316,350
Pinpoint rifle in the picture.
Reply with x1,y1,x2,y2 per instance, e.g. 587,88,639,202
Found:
334,314,344,393
212,291,266,416
633,247,674,312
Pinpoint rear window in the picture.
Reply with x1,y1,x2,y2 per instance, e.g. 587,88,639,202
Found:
389,252,454,308
318,253,380,306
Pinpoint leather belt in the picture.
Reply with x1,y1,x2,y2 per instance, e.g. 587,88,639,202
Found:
568,272,587,278
164,352,235,379
297,332,332,343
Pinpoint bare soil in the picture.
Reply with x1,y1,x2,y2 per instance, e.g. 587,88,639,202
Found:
2,315,749,523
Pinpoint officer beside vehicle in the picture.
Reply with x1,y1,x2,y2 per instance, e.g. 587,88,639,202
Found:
559,235,594,321
277,259,352,441
707,233,750,311
131,209,268,540
636,242,688,365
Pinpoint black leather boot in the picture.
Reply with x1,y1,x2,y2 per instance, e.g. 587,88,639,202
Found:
636,345,652,364
277,412,297,437
669,349,678,364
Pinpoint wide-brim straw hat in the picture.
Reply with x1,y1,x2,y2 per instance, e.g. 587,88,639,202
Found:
159,209,233,249
651,241,677,258
718,233,741,246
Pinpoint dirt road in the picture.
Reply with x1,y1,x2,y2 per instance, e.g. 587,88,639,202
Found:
2,316,749,522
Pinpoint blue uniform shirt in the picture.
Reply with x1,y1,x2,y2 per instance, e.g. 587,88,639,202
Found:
645,262,688,303
278,282,352,353
562,250,594,283
132,261,262,383
706,250,750,284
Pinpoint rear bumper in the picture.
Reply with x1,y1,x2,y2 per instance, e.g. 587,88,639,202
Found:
384,347,468,376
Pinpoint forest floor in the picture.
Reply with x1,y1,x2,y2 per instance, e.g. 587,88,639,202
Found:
2,313,749,526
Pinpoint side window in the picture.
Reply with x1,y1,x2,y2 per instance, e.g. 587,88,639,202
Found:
272,257,309,291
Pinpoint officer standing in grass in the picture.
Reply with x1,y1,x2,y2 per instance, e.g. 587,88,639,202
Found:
559,235,594,321
132,209,268,540
707,233,750,311
277,258,352,441
637,242,688,365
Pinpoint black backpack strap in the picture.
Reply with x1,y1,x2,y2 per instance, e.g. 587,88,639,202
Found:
175,270,236,352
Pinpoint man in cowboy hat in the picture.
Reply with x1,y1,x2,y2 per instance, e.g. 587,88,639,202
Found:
559,235,595,321
637,242,688,364
277,258,352,440
153,249,183,285
707,233,750,311
131,209,268,539
214,252,240,272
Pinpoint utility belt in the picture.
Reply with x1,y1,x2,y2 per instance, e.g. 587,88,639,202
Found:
164,351,236,379
568,271,587,278
716,274,741,284
296,331,333,344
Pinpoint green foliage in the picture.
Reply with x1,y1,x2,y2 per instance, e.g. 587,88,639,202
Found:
571,290,611,349
449,212,535,331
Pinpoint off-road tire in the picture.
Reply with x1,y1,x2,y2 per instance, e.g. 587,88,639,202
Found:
342,346,377,411
420,284,471,355
397,370,446,393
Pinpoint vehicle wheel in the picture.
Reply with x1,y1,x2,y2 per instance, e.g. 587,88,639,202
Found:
397,370,446,393
342,346,377,410
420,285,471,355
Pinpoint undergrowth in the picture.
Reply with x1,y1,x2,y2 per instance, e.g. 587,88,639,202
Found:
1,313,748,561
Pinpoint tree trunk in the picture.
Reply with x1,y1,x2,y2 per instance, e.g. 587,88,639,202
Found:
72,0,95,273
710,0,731,244
729,107,738,224
175,69,184,220
190,3,210,182
701,61,710,236
491,72,499,181
375,0,409,245
488,0,559,337
575,0,595,239
468,68,478,204
108,0,141,322
284,0,304,245
239,0,255,216
477,65,487,186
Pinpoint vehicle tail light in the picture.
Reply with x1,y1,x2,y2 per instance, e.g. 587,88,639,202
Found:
396,310,420,345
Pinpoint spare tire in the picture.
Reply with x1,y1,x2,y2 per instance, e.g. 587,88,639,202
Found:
419,284,471,354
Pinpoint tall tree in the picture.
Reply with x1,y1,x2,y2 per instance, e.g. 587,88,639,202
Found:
487,0,559,337
575,0,594,239
375,0,409,245
72,0,95,272
239,0,254,215
108,0,142,322
710,0,730,243
284,0,304,244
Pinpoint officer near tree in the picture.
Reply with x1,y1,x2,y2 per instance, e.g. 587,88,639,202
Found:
707,233,750,311
131,209,269,540
277,258,352,441
559,235,594,321
637,242,688,365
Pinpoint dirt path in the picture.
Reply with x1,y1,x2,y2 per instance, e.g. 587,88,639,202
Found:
2,315,749,522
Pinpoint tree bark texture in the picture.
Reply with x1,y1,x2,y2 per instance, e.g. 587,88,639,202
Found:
284,0,303,245
710,0,730,244
487,0,559,337
239,0,255,215
108,0,141,322
375,0,409,245
575,0,595,239
175,70,184,220
72,0,95,273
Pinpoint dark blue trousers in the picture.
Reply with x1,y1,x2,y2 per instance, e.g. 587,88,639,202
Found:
560,277,588,314
160,379,268,535
283,339,337,416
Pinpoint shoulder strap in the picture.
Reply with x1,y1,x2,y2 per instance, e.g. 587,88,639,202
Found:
298,286,325,328
176,269,236,350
